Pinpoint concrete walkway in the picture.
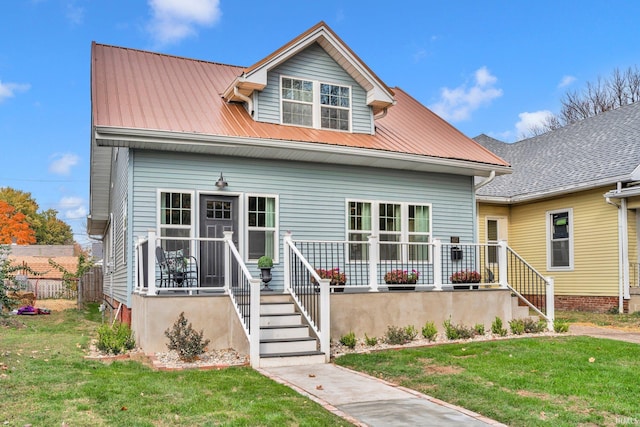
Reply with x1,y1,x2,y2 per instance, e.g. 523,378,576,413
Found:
570,324,640,344
259,363,507,426
260,327,640,426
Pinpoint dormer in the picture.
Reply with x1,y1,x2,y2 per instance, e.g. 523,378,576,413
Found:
222,21,395,135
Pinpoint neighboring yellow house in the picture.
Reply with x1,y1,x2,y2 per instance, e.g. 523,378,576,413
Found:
475,102,640,313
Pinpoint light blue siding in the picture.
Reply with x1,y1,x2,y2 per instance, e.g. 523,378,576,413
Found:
256,43,372,134
128,150,475,291
107,147,130,304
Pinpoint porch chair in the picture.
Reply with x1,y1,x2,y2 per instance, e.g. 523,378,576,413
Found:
155,246,198,289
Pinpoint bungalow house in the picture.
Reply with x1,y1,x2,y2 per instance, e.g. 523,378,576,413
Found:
474,101,640,313
88,22,546,367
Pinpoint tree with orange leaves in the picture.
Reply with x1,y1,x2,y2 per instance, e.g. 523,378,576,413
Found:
0,200,36,244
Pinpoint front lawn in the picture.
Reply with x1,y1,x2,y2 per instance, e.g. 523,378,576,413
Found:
336,336,640,426
0,306,350,427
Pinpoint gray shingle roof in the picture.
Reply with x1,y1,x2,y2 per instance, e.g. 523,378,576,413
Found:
474,101,640,200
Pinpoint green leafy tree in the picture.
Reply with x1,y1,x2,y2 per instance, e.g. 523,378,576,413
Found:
0,245,39,315
36,209,74,245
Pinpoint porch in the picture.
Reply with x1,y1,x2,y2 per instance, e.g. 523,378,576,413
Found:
133,231,554,367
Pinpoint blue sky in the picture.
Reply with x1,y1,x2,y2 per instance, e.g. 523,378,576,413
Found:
1,0,640,246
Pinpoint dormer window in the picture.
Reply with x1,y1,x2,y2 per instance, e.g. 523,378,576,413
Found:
281,76,351,131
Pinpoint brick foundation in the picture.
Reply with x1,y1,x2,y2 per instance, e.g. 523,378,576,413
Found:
554,295,627,313
103,295,132,326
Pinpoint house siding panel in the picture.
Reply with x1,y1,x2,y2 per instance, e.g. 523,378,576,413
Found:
256,43,372,134
506,187,619,297
107,148,130,305
129,150,475,290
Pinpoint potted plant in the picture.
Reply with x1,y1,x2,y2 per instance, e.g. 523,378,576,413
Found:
449,269,481,290
384,269,419,290
312,268,347,292
257,255,273,291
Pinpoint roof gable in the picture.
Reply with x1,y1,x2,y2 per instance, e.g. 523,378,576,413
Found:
222,21,395,114
475,102,640,201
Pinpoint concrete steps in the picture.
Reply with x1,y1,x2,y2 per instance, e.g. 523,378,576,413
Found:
258,294,325,367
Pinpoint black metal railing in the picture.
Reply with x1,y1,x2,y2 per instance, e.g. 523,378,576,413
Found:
228,247,252,333
507,247,548,316
289,248,320,330
293,240,369,289
630,262,640,288
378,242,433,288
441,243,498,286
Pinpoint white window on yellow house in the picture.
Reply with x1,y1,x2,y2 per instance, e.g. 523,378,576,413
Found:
547,209,573,270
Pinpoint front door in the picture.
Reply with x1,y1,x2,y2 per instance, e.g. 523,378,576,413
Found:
199,195,239,287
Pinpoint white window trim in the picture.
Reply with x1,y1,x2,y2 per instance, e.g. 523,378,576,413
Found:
280,75,352,132
156,189,195,238
546,208,574,271
346,199,432,263
245,193,279,264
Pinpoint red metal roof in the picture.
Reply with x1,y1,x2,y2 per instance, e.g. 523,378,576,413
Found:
91,43,509,167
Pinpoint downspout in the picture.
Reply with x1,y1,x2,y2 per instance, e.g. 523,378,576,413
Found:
606,181,627,312
373,107,388,120
474,170,496,191
233,87,254,117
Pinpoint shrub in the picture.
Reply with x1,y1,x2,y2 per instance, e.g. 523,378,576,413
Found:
421,321,438,341
339,331,357,349
384,325,412,345
165,312,210,362
554,319,570,333
404,325,418,340
509,319,525,335
97,322,135,355
523,318,547,333
364,333,378,346
443,319,475,340
491,317,508,337
474,323,485,336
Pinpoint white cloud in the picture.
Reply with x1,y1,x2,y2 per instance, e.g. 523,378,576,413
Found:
515,110,553,136
0,80,31,103
430,66,503,122
147,0,222,45
412,48,427,63
558,75,576,88
49,153,79,175
58,196,87,220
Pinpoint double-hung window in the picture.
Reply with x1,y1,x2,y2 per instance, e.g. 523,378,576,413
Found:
348,201,431,262
159,191,192,251
247,195,277,261
547,209,573,270
281,76,351,131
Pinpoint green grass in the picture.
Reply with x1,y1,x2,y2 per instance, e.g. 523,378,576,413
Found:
336,336,640,426
0,306,350,426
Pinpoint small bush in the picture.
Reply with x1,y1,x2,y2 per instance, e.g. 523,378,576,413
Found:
404,325,418,340
554,319,570,333
606,306,620,315
97,322,135,355
340,331,357,349
364,333,378,346
421,321,438,341
165,312,210,362
384,325,412,345
523,318,547,333
491,317,508,337
443,319,475,340
474,323,485,336
509,319,525,335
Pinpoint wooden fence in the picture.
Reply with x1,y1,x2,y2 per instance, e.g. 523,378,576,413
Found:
78,266,103,305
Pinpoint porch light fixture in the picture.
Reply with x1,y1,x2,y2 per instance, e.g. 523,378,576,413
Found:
215,173,228,189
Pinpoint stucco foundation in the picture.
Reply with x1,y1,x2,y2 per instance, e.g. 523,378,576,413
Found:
130,289,519,356
330,289,515,339
131,293,249,354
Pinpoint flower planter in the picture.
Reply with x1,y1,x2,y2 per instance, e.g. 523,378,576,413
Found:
452,282,480,290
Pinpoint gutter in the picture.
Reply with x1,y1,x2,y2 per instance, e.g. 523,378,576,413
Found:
474,170,496,191
233,87,254,117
